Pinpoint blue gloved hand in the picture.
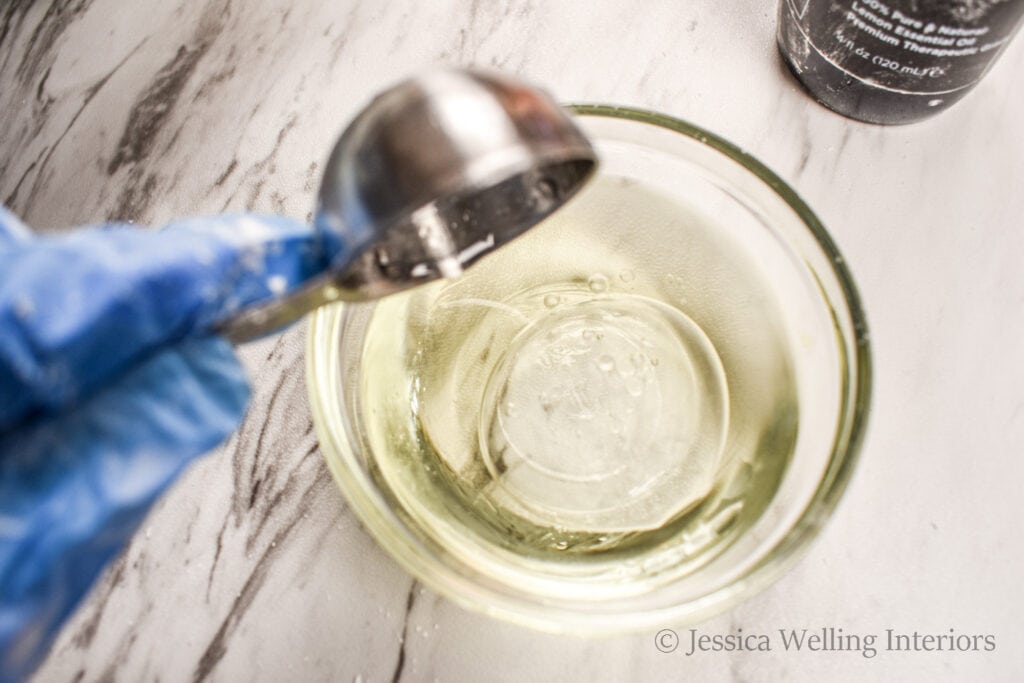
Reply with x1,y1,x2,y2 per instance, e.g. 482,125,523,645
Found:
0,206,328,682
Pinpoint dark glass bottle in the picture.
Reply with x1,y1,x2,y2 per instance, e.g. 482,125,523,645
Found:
778,0,1024,124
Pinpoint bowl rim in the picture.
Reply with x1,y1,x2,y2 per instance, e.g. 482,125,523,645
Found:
306,104,873,634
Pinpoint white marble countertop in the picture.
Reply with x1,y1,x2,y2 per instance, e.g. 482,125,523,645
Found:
2,1,1023,681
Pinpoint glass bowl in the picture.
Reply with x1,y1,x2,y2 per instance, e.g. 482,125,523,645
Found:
306,106,871,634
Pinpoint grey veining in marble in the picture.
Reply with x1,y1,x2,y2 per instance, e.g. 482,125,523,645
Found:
2,1,1023,681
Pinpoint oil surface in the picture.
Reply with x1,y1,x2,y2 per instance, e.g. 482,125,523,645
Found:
354,176,798,582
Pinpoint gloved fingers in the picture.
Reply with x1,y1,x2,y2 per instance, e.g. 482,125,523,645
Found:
0,335,249,680
0,207,32,248
0,213,325,429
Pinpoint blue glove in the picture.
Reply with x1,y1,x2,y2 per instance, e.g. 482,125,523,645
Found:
0,207,328,682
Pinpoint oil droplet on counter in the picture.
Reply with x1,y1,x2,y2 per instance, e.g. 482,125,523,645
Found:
544,293,561,308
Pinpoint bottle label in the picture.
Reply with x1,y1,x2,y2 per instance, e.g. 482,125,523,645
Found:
786,0,1024,94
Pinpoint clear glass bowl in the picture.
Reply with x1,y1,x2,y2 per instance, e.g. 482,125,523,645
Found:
307,106,871,634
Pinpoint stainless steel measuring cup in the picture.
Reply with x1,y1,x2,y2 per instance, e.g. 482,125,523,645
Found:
221,68,597,342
